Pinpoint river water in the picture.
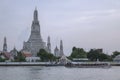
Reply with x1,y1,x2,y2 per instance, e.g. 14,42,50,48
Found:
0,66,119,80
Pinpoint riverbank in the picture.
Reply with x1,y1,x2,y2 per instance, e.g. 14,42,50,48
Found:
0,62,64,66
0,62,119,66
110,62,120,66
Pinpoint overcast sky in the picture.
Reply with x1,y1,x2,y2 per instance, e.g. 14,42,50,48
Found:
0,0,120,55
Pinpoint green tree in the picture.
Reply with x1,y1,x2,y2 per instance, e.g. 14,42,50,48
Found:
111,51,120,58
0,57,5,62
87,49,112,61
70,47,87,59
87,49,99,61
99,53,112,61
37,49,56,62
14,52,26,62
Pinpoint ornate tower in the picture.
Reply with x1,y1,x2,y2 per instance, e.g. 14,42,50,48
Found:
47,36,51,53
60,40,64,56
3,37,7,52
23,8,47,56
10,46,18,56
54,46,60,57
28,8,42,42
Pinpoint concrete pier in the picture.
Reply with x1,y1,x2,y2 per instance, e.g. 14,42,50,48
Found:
110,62,120,66
0,62,63,66
0,62,120,66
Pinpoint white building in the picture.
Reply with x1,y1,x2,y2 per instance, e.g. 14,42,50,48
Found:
54,40,64,57
54,46,60,57
114,55,120,62
10,47,18,57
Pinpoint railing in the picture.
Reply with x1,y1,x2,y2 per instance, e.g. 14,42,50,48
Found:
0,62,53,65
0,62,119,66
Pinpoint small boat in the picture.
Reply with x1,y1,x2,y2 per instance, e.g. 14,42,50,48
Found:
65,62,111,68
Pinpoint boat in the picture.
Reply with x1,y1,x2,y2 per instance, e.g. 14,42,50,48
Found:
65,62,111,68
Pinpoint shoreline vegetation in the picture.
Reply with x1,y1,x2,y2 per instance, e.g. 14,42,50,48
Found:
68,47,120,62
1,47,120,63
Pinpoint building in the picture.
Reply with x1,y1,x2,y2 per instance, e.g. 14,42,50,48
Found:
59,55,71,64
72,58,89,62
3,37,7,52
60,40,64,57
10,47,18,57
0,8,66,62
22,8,51,56
47,36,51,53
54,46,60,57
114,55,120,62
54,40,64,57
22,51,40,62
96,49,103,53
1,37,12,61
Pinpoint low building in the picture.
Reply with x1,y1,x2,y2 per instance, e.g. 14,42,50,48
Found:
10,47,18,57
54,40,64,57
26,57,40,62
59,55,71,64
22,51,40,62
114,55,120,62
72,58,89,62
1,52,12,61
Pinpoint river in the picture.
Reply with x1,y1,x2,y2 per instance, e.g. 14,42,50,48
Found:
0,66,119,80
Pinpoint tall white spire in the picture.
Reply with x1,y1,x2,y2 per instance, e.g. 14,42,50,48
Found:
47,36,51,53
54,46,60,57
34,7,38,21
29,8,42,42
60,40,64,56
3,37,7,52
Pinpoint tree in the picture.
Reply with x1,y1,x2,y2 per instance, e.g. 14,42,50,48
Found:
99,53,112,61
72,47,77,51
87,49,112,61
70,47,87,59
37,49,56,62
0,57,5,62
87,49,99,61
14,52,26,62
111,51,120,58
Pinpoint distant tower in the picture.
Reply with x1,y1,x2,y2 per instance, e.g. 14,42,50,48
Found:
60,40,64,56
10,46,18,56
3,37,7,52
22,8,47,56
47,36,51,53
54,46,60,57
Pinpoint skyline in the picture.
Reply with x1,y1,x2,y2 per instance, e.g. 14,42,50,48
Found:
0,0,120,55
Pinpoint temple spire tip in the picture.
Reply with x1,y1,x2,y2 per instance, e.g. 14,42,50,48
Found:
35,6,37,10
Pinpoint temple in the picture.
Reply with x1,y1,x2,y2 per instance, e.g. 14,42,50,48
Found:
22,8,48,56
